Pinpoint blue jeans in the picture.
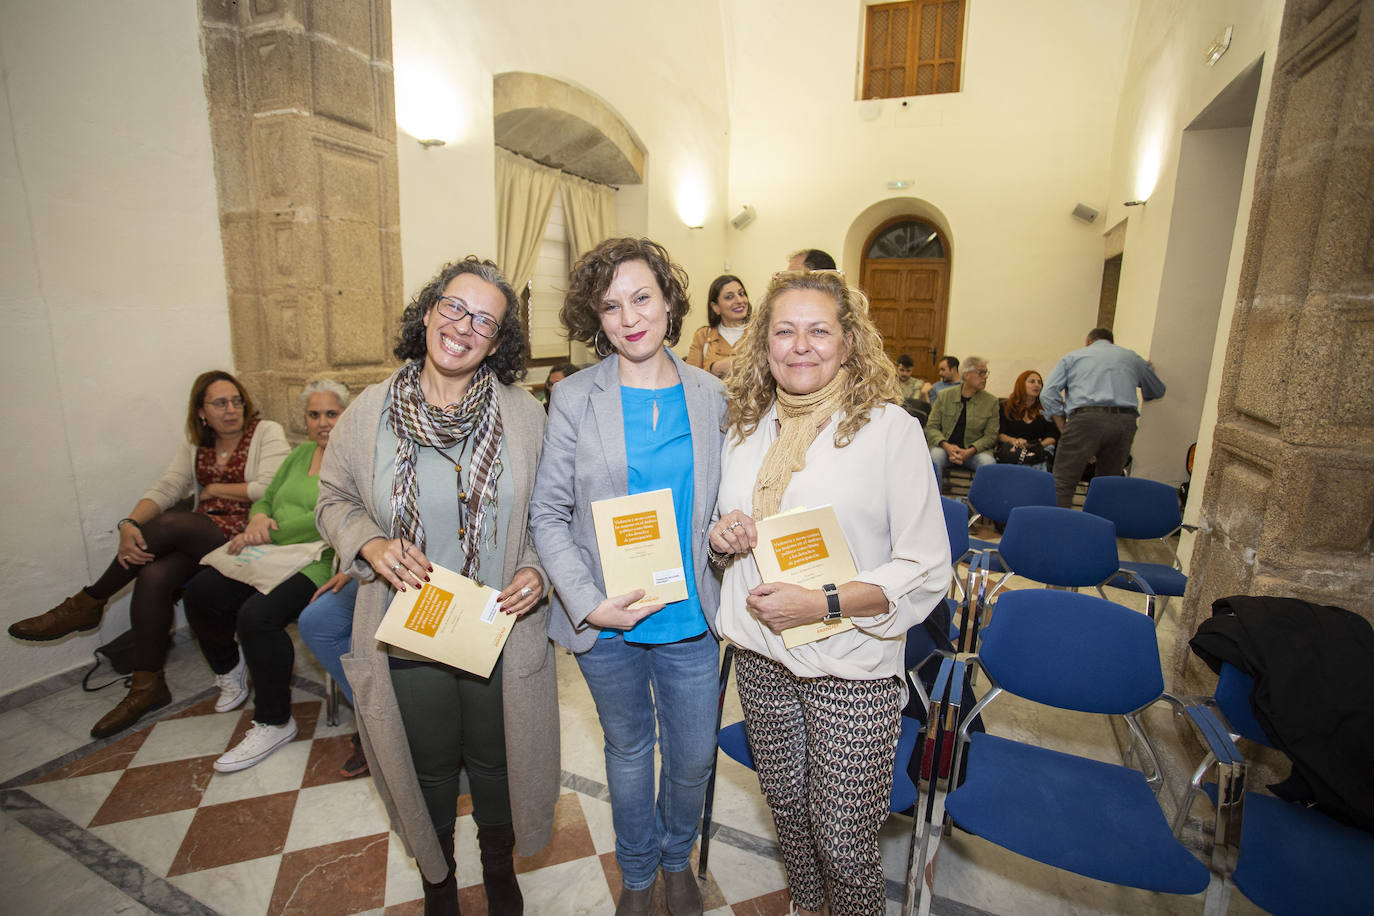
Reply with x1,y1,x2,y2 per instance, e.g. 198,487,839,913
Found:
298,578,358,705
576,633,720,889
930,445,995,478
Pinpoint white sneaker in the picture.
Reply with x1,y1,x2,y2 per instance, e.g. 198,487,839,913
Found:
213,656,250,713
214,718,297,773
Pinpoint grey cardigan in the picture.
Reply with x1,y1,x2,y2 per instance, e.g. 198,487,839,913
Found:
530,350,727,653
314,370,559,883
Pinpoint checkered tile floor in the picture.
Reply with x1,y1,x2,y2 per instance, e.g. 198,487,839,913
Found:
1,674,802,916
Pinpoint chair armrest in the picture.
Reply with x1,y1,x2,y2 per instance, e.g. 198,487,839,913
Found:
1170,695,1247,870
1104,567,1157,596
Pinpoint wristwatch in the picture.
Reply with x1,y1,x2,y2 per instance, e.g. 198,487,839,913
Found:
822,583,842,623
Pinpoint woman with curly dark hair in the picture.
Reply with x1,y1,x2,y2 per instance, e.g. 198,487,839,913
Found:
996,369,1058,469
316,257,559,916
530,238,726,916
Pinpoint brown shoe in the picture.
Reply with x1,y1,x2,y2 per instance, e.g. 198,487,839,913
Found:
91,670,171,739
9,590,105,641
662,868,703,916
615,883,654,916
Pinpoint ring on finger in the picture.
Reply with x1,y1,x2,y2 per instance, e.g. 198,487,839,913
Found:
727,520,742,531
519,586,533,598
391,563,404,574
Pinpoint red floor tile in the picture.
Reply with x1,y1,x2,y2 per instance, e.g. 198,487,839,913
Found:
267,832,389,915
731,888,796,915
513,792,595,875
88,755,217,827
29,729,151,784
168,789,299,875
301,733,367,788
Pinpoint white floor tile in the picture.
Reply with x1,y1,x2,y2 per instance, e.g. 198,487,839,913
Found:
23,770,122,829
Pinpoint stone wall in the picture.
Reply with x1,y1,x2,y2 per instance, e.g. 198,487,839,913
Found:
200,0,402,436
1176,0,1374,693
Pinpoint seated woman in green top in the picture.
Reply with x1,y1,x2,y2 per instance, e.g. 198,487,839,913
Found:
182,379,351,773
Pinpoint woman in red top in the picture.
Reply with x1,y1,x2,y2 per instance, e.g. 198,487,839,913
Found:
9,370,289,738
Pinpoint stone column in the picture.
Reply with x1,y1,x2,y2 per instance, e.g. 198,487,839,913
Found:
1176,0,1374,693
200,0,402,437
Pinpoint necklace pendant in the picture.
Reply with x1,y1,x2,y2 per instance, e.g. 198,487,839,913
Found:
459,491,467,500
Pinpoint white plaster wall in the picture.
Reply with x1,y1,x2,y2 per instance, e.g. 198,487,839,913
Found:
722,0,1138,394
0,1,230,695
1132,125,1251,484
1103,1,1282,492
390,0,731,343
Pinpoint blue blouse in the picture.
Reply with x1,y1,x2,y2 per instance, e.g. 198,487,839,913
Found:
602,383,707,644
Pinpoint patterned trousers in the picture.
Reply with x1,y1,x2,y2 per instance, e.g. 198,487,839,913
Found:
734,648,902,915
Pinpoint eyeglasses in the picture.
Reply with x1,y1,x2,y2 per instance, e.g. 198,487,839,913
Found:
436,297,501,339
967,368,989,377
205,396,244,410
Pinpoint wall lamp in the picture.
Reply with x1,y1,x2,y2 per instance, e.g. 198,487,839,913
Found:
1123,199,1148,207
417,139,447,150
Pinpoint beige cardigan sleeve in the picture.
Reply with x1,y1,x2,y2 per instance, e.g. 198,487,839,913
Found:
140,419,290,512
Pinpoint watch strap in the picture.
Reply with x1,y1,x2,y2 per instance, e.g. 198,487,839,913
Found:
822,583,842,621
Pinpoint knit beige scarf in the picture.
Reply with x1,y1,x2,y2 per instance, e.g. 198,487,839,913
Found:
752,368,850,520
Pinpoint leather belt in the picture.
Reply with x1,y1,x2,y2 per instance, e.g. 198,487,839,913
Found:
1073,405,1138,416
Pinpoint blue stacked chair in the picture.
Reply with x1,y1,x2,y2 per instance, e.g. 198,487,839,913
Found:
1177,663,1374,915
987,505,1157,619
1082,476,1189,620
924,589,1211,904
964,464,1056,562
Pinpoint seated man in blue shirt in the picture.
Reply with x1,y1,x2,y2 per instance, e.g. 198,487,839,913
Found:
924,355,961,403
1041,328,1166,507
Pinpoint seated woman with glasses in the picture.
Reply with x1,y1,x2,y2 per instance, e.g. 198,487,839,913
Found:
9,371,289,739
710,270,951,916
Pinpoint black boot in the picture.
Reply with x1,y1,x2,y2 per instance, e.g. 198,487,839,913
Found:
421,830,460,916
477,822,523,916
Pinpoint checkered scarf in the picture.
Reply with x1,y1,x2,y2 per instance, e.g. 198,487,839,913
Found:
387,360,504,581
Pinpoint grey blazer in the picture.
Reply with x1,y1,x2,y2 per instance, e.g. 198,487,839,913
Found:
315,371,559,883
530,349,727,653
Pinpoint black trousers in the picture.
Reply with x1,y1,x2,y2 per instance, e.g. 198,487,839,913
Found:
87,510,227,672
183,567,317,725
389,656,511,836
1052,411,1137,507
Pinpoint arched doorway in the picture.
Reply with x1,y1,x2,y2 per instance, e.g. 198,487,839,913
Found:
861,217,951,381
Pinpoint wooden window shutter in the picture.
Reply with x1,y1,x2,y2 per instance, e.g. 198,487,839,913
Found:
863,0,963,99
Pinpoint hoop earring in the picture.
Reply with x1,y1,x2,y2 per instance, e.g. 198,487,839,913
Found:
594,328,612,358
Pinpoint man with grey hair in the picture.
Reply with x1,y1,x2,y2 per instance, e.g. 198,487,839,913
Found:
1041,327,1166,507
925,356,998,485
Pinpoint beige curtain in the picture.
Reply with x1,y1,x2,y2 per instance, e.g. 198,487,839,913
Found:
560,171,617,261
494,148,560,296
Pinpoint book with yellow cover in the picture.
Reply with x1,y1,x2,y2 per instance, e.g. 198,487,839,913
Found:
373,563,510,678
591,488,688,609
752,505,859,649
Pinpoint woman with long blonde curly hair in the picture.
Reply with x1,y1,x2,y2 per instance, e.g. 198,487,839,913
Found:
709,270,952,916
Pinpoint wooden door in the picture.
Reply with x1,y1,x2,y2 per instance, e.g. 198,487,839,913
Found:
862,258,949,380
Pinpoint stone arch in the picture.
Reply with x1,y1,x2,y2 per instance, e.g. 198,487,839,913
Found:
493,72,645,185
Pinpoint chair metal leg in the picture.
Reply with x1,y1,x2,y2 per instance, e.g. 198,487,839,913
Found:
325,673,341,727
697,644,736,880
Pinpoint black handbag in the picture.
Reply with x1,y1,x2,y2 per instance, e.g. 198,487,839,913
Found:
82,629,136,691
994,440,1048,465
